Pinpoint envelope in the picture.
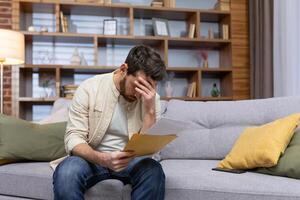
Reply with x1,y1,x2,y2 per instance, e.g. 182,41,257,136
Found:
123,133,177,156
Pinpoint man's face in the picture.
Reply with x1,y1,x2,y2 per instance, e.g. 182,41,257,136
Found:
120,71,157,102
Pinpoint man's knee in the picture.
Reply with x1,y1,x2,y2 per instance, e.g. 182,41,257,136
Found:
131,158,165,183
53,156,90,197
54,156,89,182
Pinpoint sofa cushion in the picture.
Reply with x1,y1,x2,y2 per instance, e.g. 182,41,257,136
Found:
123,159,300,200
0,114,67,163
218,113,300,169
0,162,124,200
162,96,300,160
256,128,300,179
2,160,300,200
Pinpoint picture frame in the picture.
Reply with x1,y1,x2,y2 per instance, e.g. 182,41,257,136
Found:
103,19,117,35
152,18,170,37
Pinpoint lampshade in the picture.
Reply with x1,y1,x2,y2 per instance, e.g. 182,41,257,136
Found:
0,29,25,65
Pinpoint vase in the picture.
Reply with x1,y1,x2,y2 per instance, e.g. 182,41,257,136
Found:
202,59,209,68
80,52,88,66
165,81,173,97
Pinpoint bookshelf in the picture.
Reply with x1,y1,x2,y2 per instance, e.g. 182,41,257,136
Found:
11,0,249,121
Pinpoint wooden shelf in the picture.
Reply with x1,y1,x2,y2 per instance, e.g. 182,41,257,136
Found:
201,68,233,73
17,96,232,103
168,38,231,48
22,64,232,72
160,96,201,101
13,0,241,121
18,97,58,102
200,96,233,101
18,0,231,14
22,31,231,44
22,64,118,70
199,10,231,22
167,67,200,72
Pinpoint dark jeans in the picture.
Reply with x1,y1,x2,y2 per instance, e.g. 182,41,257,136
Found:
53,156,165,200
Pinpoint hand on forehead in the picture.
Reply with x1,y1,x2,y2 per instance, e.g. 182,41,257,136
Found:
135,71,156,88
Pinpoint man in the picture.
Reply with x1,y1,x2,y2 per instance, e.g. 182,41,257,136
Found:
53,45,166,200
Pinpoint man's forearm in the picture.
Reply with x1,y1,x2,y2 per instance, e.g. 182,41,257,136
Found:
72,143,106,165
140,111,156,133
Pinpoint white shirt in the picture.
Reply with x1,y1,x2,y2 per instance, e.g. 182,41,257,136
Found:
97,96,130,152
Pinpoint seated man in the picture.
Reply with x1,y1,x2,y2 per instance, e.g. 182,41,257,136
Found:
52,45,166,200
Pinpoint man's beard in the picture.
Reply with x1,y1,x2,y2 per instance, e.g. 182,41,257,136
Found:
119,77,137,102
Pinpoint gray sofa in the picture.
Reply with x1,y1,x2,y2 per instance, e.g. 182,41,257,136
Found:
1,96,300,200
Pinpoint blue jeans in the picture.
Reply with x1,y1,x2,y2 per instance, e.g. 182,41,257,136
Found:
53,156,165,200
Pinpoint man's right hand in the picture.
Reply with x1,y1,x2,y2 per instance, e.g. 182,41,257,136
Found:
99,151,136,172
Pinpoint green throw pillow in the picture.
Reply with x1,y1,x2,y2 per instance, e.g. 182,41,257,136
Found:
0,114,67,163
255,129,300,179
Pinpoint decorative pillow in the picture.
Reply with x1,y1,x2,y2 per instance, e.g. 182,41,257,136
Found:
255,128,300,179
218,113,300,170
0,114,67,164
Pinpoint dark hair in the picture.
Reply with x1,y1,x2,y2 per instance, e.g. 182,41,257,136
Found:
125,45,166,81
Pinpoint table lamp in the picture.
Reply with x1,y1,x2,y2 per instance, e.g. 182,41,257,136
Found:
0,29,25,114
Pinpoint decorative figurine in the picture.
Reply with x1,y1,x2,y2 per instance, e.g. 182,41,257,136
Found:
70,48,81,66
210,83,220,97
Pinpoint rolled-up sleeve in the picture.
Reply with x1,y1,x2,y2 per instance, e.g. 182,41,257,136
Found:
64,84,89,155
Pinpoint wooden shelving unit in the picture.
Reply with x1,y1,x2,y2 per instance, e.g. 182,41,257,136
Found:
12,0,237,120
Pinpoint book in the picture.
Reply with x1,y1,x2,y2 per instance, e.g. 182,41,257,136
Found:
63,16,68,32
163,0,170,7
170,0,176,8
123,133,177,156
188,23,195,38
187,82,196,97
187,82,193,97
192,82,196,97
221,24,229,40
60,11,66,33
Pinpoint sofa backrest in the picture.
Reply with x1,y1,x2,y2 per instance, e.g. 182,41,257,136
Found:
159,96,300,160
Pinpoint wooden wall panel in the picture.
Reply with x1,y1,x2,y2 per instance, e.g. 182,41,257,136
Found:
231,0,250,100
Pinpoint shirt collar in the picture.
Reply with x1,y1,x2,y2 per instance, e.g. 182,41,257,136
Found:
111,70,120,98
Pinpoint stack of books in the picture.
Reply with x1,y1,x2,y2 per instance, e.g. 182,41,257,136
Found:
60,11,68,33
186,82,196,98
214,0,230,11
151,1,163,8
62,84,78,99
221,24,229,40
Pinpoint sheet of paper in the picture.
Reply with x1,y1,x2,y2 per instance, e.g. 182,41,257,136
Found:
147,117,190,135
123,133,177,156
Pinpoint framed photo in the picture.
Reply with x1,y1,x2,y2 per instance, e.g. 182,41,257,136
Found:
152,18,170,37
103,19,117,35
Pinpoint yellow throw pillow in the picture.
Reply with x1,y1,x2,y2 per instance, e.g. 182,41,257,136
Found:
218,113,300,170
